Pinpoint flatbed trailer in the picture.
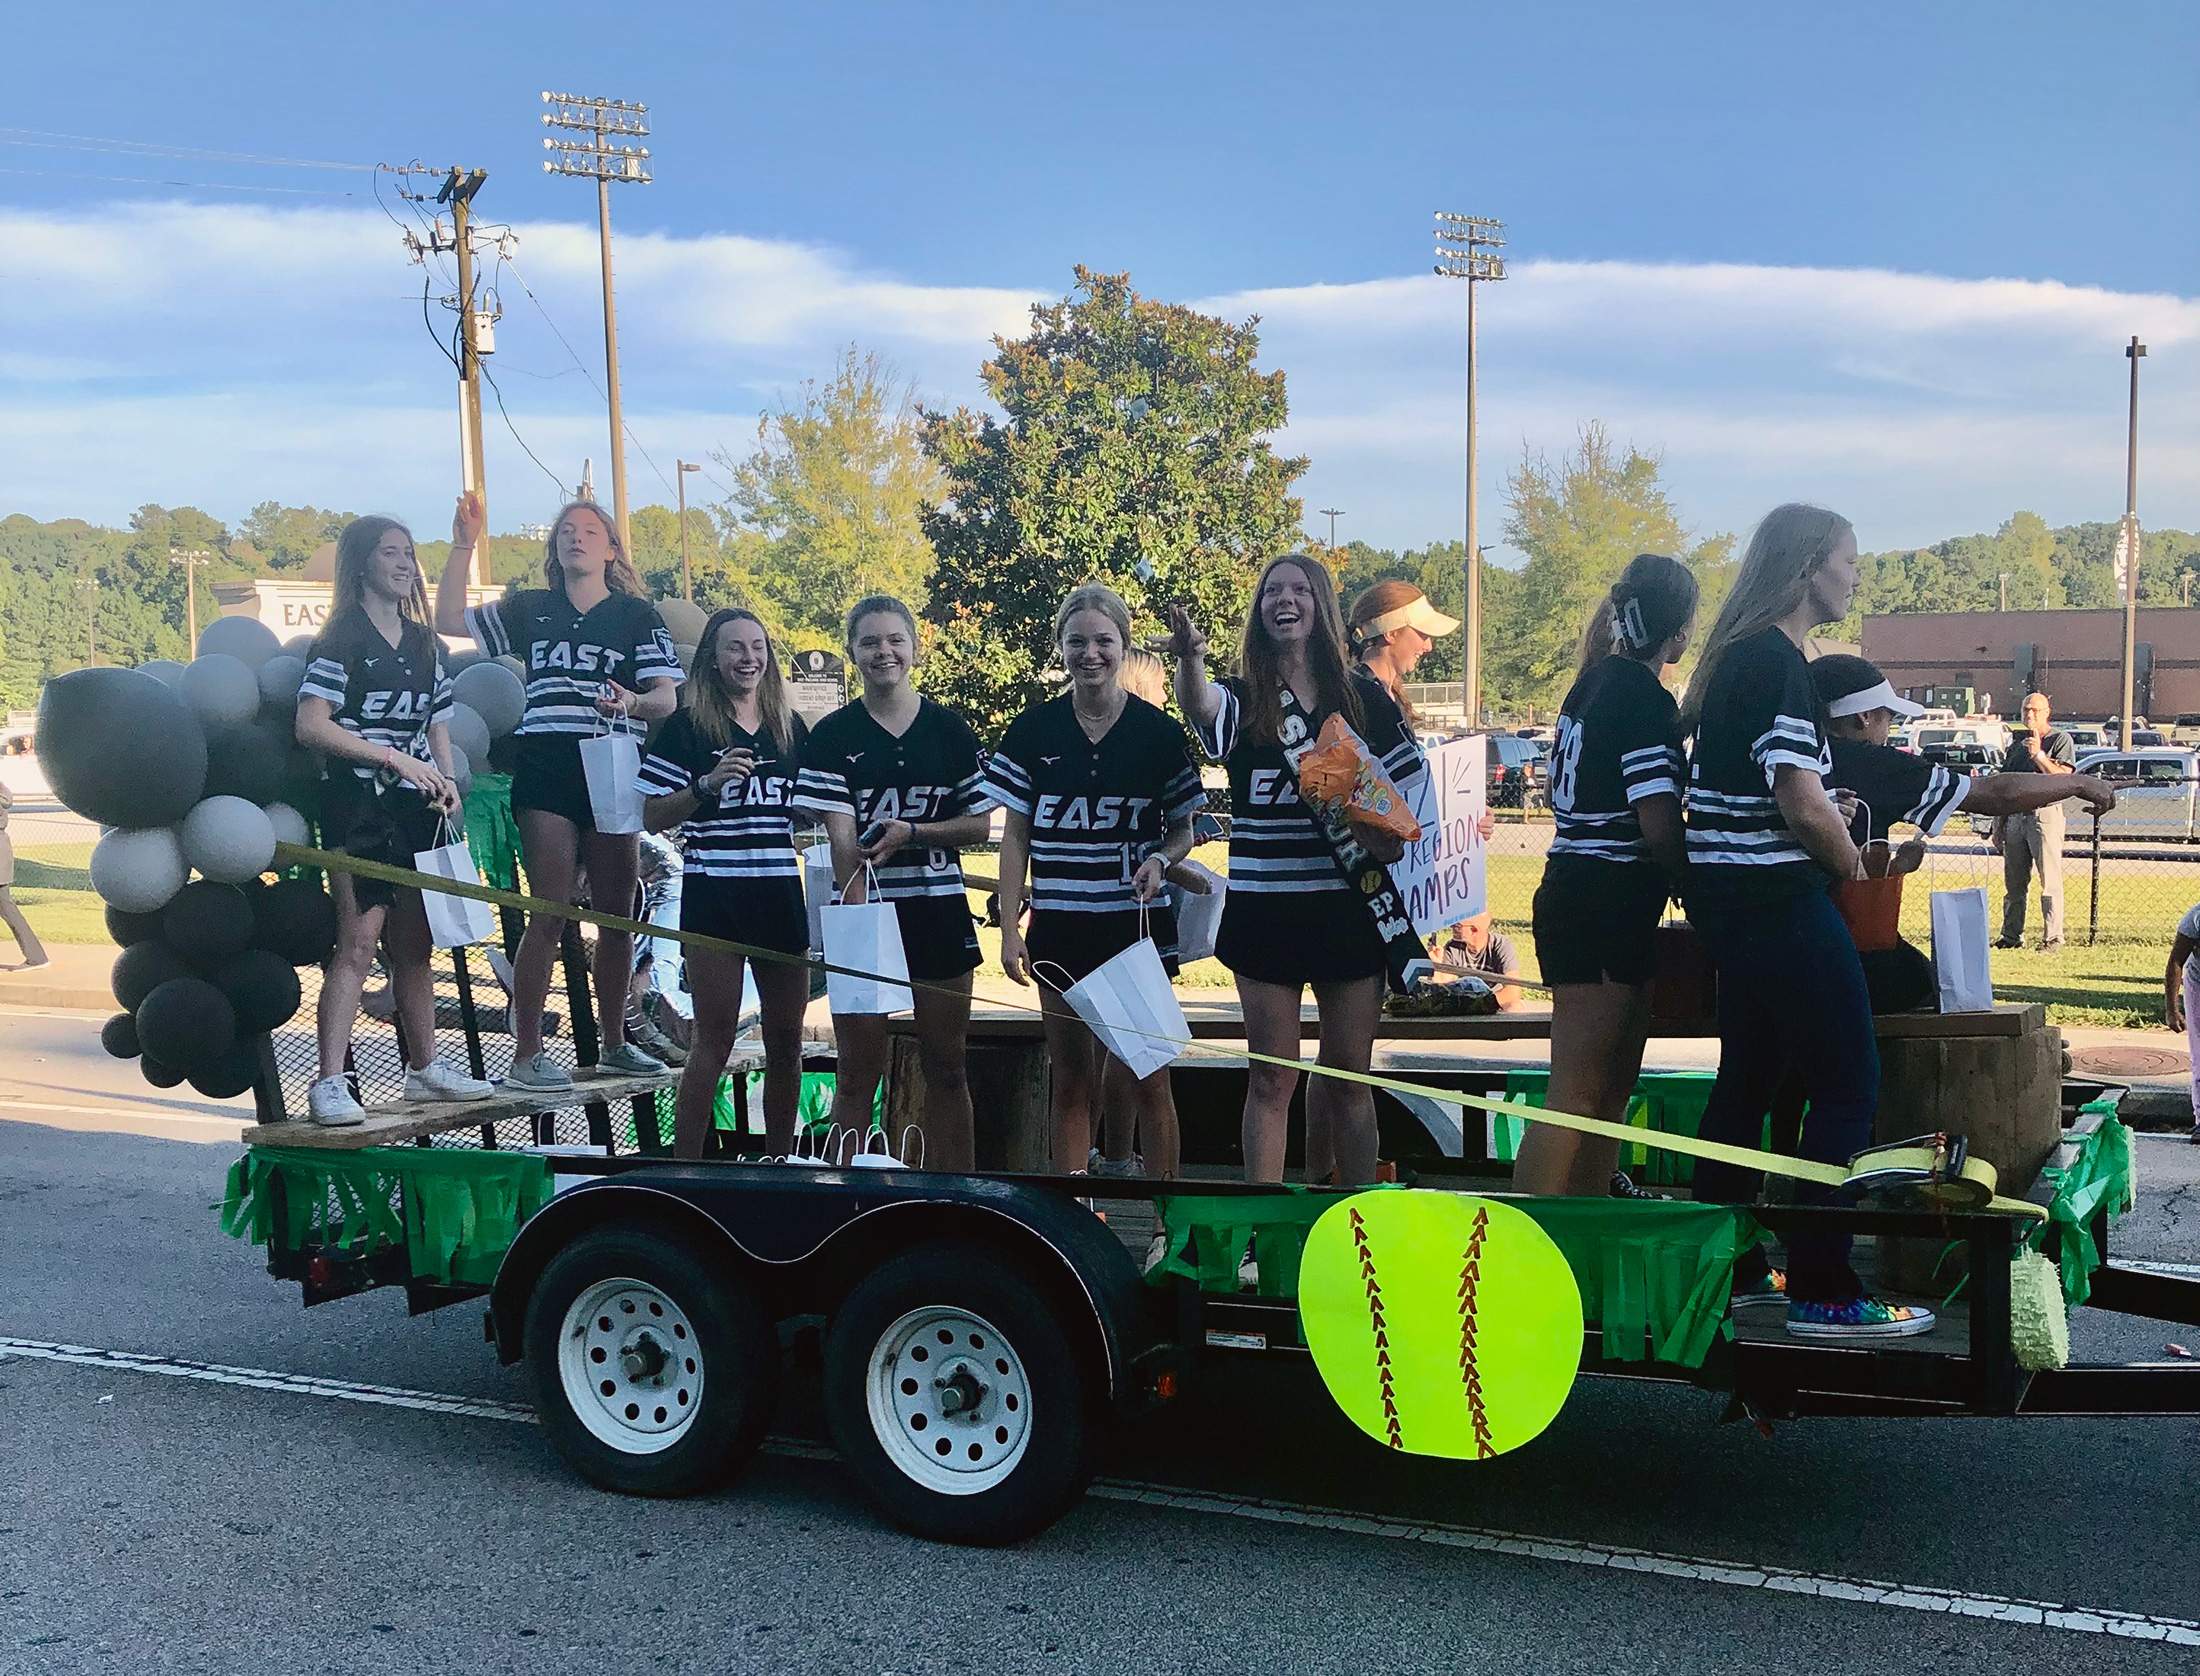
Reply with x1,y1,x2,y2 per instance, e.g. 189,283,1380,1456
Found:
225,1102,2200,1546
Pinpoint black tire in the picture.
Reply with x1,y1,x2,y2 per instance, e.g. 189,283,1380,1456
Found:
823,1239,1094,1545
523,1225,777,1498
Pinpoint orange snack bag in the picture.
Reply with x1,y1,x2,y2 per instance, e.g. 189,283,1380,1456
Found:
1297,714,1422,844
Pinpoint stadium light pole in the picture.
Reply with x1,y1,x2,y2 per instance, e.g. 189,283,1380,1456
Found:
1435,212,1506,727
542,90,653,556
676,460,702,601
1319,507,1345,549
2119,335,2146,750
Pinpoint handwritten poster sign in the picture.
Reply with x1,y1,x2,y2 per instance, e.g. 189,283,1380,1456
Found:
1395,736,1487,937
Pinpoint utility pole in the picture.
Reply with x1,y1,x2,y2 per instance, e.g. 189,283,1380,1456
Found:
2119,335,2146,751
1997,572,2009,613
1318,507,1345,550
77,576,99,667
439,166,492,585
542,90,653,555
677,460,702,600
170,547,209,647
1434,212,1506,727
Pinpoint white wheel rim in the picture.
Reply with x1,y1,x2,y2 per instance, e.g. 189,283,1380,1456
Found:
557,1276,704,1455
865,1304,1033,1496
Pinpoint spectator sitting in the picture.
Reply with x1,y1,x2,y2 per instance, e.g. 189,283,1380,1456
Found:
1436,910,1523,1009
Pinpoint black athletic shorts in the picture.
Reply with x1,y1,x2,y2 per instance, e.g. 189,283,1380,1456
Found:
888,893,982,983
1027,906,1180,986
1214,886,1386,987
509,733,599,830
319,775,444,912
1530,854,1670,987
680,875,810,958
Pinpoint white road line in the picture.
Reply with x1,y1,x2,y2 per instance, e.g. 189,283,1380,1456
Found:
3,1334,2194,1648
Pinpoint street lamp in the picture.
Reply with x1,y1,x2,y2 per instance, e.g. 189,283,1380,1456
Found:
1434,211,1506,726
676,460,703,601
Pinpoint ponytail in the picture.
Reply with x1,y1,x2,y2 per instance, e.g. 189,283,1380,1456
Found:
1576,553,1700,680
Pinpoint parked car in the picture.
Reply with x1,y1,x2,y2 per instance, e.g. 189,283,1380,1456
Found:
2062,725,2107,752
1486,733,1546,809
2069,747,2200,841
2170,715,2200,746
1913,721,2010,774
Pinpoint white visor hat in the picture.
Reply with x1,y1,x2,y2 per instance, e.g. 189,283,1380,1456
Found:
1825,679,1926,720
1359,597,1461,639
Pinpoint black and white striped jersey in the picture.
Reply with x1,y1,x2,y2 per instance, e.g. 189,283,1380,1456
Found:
465,587,681,738
1827,739,1969,843
1547,656,1684,863
981,693,1205,917
1195,671,1425,896
791,696,987,902
635,708,806,881
299,613,453,784
1684,626,1831,899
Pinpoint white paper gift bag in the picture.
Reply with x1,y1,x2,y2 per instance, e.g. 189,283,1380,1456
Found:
579,724,644,835
1171,859,1226,965
1930,885,1993,1014
802,841,836,956
1059,919,1189,1083
822,865,913,1015
414,820,497,949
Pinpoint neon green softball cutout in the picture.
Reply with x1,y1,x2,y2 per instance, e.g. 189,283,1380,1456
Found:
1300,1191,1584,1459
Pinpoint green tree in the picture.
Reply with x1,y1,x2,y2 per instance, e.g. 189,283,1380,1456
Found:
1488,425,1730,711
240,502,350,572
919,267,1308,731
714,347,939,654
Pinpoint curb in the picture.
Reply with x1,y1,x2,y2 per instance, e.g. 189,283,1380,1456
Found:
0,978,112,1013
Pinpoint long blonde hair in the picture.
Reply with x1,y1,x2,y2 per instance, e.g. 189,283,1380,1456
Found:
1679,504,1852,727
1238,554,1363,746
542,500,646,598
330,516,427,628
690,608,797,756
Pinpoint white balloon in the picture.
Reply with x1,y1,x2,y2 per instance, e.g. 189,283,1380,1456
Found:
90,826,187,913
179,795,277,884
451,661,525,736
658,597,709,645
257,654,309,709
263,802,310,848
196,615,282,670
674,641,700,674
444,702,492,768
179,654,259,729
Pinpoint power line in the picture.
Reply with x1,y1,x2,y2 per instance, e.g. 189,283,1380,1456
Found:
0,126,377,172
0,164,356,198
479,359,571,498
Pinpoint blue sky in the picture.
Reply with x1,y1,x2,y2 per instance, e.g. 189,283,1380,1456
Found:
5,1,2196,557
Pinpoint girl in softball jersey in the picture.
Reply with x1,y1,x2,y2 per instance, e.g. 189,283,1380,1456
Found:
638,608,810,1159
793,594,993,1170
1511,552,1696,1198
985,584,1204,1177
1167,554,1426,1187
434,495,682,1092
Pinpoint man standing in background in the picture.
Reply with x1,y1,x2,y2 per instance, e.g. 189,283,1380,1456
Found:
1996,690,2077,951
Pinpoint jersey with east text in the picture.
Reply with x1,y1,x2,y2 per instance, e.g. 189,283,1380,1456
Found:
791,696,987,901
635,708,806,880
466,587,681,737
299,613,453,784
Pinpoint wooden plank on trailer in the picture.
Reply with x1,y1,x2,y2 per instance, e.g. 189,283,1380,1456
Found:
239,1063,734,1150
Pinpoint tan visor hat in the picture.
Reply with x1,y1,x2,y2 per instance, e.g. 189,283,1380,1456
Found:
1359,597,1461,639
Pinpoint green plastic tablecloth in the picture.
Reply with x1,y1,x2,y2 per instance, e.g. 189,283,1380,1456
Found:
2033,1102,2139,1310
1150,1187,1756,1369
1494,1070,1773,1189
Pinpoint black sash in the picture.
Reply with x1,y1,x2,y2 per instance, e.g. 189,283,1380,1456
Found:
1275,686,1431,994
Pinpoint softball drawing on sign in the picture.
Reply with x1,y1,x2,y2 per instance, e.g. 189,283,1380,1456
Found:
1300,1191,1583,1459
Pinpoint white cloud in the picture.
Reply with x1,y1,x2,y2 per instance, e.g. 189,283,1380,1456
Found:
0,198,2193,553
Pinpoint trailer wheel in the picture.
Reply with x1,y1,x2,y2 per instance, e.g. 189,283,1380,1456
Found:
524,1225,775,1498
823,1240,1093,1545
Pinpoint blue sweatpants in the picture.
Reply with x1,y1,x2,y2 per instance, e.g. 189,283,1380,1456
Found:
1688,887,1878,1302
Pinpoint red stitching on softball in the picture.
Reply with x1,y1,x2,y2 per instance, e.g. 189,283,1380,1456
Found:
1349,1206,1404,1450
1459,1205,1495,1459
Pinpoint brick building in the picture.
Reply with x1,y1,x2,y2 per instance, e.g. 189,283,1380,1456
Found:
1860,607,2200,721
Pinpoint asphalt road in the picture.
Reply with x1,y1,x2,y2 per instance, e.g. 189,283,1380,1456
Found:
3,1030,2198,1673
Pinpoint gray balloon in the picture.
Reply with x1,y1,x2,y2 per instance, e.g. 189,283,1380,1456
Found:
196,616,282,671
451,755,474,801
452,660,525,736
281,634,316,658
138,659,187,687
658,597,709,646
257,654,308,709
179,654,260,730
446,647,488,675
444,702,492,768
90,826,188,913
494,654,526,678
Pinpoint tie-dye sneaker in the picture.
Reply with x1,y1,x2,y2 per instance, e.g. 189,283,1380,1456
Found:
1786,1296,1937,1340
1732,1267,1788,1310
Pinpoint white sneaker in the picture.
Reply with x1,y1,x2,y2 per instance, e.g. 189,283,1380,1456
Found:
405,1059,495,1103
307,1076,366,1126
1144,1231,1170,1275
503,1052,574,1093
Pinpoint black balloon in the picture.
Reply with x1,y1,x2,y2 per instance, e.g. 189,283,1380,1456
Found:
188,1039,261,1100
255,877,338,966
212,948,302,1033
141,1055,187,1089
104,904,166,947
112,940,192,1011
135,976,237,1072
202,721,289,807
162,880,257,960
100,1011,142,1059
35,667,209,827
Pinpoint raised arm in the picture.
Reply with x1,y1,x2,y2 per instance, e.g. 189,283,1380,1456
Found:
435,492,484,638
1164,604,1224,732
1965,770,2114,819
